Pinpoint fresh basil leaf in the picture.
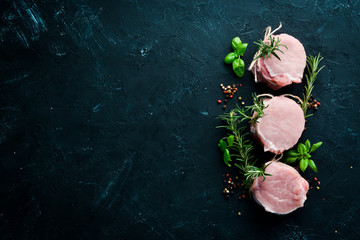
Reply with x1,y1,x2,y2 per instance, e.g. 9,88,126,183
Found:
310,142,323,153
297,143,306,155
299,158,308,172
218,139,227,152
308,159,318,173
305,139,311,152
227,135,235,147
223,149,231,167
305,153,311,158
235,43,247,56
285,150,300,157
232,58,245,77
231,37,242,51
224,52,237,64
285,157,298,163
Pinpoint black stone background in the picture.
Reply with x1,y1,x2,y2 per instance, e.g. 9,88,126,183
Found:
0,0,359,239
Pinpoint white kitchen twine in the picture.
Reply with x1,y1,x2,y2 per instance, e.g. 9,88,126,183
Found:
248,23,283,83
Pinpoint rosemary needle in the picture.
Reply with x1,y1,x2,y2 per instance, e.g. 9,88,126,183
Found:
217,95,270,187
254,36,288,61
301,53,325,117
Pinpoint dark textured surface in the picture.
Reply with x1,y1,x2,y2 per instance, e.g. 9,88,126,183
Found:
0,0,359,239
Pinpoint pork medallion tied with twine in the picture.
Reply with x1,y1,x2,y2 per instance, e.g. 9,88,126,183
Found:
251,161,309,214
250,94,305,154
249,24,307,90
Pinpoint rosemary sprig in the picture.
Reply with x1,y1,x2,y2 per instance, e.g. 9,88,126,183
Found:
234,93,267,123
301,53,325,117
217,109,271,187
254,36,287,61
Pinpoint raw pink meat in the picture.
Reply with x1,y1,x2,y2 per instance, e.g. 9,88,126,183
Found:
251,161,309,214
251,34,306,90
250,96,305,154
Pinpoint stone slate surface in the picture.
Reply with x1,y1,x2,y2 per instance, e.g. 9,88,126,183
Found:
0,0,359,239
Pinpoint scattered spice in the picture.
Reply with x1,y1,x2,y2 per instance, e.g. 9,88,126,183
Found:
218,83,240,108
237,211,241,216
222,174,243,200
308,95,321,110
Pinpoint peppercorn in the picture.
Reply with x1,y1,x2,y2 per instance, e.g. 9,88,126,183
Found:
226,173,229,177
314,177,318,181
241,102,245,105
224,99,228,103
238,97,242,101
222,105,227,109
237,211,241,216
230,95,233,98
217,100,222,104
317,181,320,185
242,194,246,198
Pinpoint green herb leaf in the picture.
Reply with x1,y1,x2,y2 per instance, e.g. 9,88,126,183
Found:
232,58,245,77
217,110,270,188
223,149,231,167
227,135,235,147
285,150,300,157
305,139,311,151
218,139,227,152
253,36,287,61
231,37,242,51
299,158,308,172
310,142,322,153
224,52,237,64
308,159,318,173
235,43,247,56
285,157,298,163
301,53,325,116
297,143,306,155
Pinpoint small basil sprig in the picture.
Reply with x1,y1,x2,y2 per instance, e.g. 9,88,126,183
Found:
284,140,322,172
218,135,235,167
224,37,248,77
